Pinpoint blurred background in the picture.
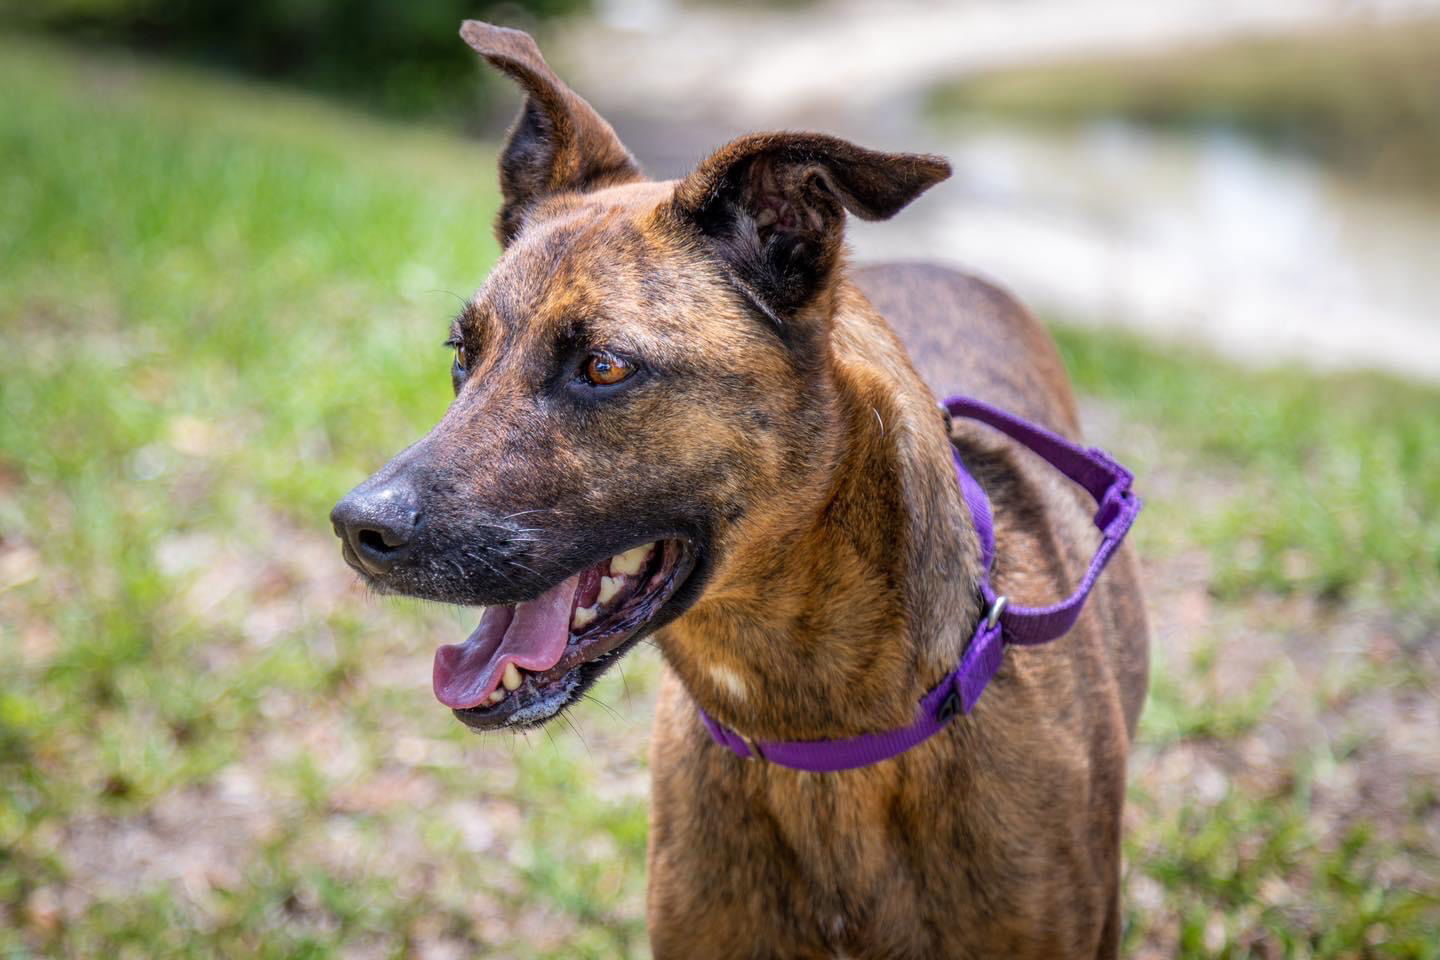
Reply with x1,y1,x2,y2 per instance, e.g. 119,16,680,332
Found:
1,0,1437,956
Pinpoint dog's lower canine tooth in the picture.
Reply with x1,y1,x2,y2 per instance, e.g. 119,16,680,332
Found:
488,688,505,705
502,661,523,691
598,574,624,606
611,543,653,576
572,604,598,630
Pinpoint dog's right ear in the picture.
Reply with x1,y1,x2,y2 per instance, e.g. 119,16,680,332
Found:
460,21,642,246
670,132,950,341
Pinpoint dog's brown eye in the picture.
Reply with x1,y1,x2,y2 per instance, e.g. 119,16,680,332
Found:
584,351,633,386
454,344,468,371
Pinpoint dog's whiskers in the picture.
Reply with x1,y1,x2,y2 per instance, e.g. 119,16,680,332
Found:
559,711,591,756
499,508,553,522
427,288,469,310
460,546,505,575
477,520,541,535
581,692,623,723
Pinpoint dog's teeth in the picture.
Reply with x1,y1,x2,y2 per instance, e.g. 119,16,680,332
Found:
598,574,624,606
611,543,653,576
571,604,598,630
488,688,506,705
502,661,523,691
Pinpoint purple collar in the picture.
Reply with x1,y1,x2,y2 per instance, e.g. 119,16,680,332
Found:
697,394,1142,773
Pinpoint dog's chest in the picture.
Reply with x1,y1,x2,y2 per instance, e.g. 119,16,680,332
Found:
762,775,930,936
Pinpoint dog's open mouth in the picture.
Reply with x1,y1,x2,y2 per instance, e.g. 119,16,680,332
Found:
434,539,690,729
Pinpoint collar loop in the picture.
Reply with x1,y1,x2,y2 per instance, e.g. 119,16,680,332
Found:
697,394,1142,773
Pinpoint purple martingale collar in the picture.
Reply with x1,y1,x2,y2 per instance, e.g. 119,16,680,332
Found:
697,394,1143,773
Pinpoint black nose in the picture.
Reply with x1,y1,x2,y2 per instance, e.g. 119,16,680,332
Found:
330,475,421,575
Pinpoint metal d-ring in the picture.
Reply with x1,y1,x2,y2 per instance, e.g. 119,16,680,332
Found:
985,595,1008,630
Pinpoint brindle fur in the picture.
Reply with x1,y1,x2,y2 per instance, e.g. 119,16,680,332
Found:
334,22,1149,958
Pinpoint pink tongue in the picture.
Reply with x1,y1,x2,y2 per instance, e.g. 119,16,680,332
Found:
432,575,579,710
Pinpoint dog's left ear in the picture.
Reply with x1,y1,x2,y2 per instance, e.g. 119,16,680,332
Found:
671,132,950,331
461,20,643,246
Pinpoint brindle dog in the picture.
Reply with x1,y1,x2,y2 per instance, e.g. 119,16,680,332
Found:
331,21,1149,958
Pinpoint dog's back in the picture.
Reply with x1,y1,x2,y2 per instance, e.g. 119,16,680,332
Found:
857,263,1077,432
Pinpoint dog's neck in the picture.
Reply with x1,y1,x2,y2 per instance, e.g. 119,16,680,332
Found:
663,280,984,742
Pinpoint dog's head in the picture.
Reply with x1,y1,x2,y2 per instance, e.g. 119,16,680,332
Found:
330,21,949,730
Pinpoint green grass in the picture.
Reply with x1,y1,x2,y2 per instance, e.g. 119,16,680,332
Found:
1055,327,1440,617
928,18,1440,193
0,35,649,959
1,34,1437,958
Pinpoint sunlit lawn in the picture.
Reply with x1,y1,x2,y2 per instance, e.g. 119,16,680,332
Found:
2,36,1437,958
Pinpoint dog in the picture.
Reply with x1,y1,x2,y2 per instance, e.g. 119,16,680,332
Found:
330,20,1149,958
